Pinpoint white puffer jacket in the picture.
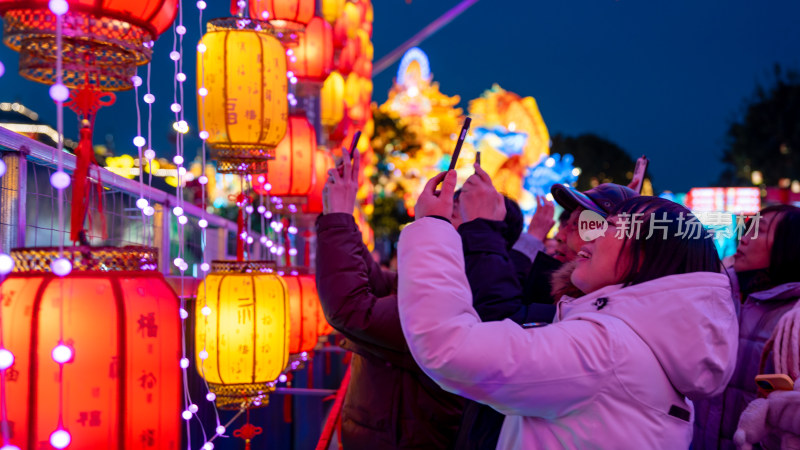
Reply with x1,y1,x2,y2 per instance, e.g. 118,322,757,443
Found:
398,218,739,449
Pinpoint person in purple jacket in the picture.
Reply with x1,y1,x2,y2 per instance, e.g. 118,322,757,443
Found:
315,148,464,449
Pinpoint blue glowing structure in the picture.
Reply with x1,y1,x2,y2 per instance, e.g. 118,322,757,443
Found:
396,47,431,87
467,126,528,157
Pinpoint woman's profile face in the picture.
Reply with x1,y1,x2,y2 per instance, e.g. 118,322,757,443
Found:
571,214,632,294
733,211,778,273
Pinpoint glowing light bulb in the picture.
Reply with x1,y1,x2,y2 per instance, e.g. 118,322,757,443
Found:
197,0,207,10
0,61,4,78
200,262,210,272
199,350,209,360
189,404,198,413
49,429,71,449
290,77,298,85
49,83,69,102
206,392,216,401
144,149,155,160
265,211,273,219
143,93,155,104
170,51,181,61
170,103,182,113
198,176,209,185
247,236,254,244
288,226,298,234
0,253,14,275
197,43,207,53
263,183,272,192
0,348,14,369
182,410,192,420
48,0,69,15
199,130,209,140
51,344,73,364
173,206,184,216
245,205,254,214
173,257,184,267
288,248,298,256
136,198,148,209
180,358,190,369
50,170,70,190
131,76,143,87
261,11,269,19
51,257,71,277
176,72,187,82
286,71,294,79
173,155,184,165
179,308,189,320
257,206,266,214
201,305,211,316
278,374,287,383
203,443,214,450
178,215,188,225
260,236,268,244
1,444,22,450
216,425,226,435
198,87,208,97
144,206,155,216
176,25,187,35
133,136,146,147
198,219,208,228
179,262,188,272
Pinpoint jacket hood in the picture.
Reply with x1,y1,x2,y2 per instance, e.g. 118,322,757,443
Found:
502,197,523,249
557,272,738,401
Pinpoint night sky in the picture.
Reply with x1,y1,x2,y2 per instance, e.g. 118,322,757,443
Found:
1,0,798,193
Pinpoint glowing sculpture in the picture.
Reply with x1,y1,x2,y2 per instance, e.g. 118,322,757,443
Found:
0,247,180,448
195,261,290,409
198,20,288,174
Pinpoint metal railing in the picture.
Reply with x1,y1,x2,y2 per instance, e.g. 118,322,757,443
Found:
0,126,257,275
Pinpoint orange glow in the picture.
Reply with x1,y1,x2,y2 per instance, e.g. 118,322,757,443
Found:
249,0,315,26
0,271,181,448
290,17,334,82
198,28,288,155
255,114,317,198
281,273,320,354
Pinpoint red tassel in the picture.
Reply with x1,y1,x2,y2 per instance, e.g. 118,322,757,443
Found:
307,358,314,389
283,394,293,423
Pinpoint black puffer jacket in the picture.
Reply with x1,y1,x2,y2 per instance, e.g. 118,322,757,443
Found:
316,213,464,449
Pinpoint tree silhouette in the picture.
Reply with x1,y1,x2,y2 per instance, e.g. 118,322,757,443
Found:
550,133,639,191
718,65,800,187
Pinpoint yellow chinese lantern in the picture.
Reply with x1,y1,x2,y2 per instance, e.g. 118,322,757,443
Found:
322,0,345,24
321,71,345,127
343,2,362,39
198,19,288,174
195,261,290,409
344,73,361,109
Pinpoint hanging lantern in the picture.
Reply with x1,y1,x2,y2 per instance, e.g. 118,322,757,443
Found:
321,71,345,127
249,0,315,34
195,261,290,409
0,0,177,90
343,2,363,39
354,56,372,79
0,247,180,448
344,73,362,109
337,38,359,76
304,149,336,214
280,270,320,355
254,114,316,200
289,16,333,83
322,0,345,24
332,13,348,49
362,1,373,37
198,18,288,174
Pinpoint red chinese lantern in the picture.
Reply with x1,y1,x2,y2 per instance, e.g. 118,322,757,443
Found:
354,56,372,79
338,38,360,76
304,149,336,214
0,247,180,449
332,13,348,49
249,0,315,31
280,271,320,355
254,114,316,199
289,16,334,83
0,0,177,89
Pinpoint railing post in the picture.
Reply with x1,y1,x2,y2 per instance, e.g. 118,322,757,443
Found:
0,149,27,250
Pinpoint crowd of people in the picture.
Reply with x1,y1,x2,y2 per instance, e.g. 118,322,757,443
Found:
315,147,800,449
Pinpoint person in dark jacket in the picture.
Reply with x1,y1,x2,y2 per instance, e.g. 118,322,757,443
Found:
453,181,638,449
316,148,464,449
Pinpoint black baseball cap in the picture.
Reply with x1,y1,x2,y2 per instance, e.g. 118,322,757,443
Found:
551,183,639,217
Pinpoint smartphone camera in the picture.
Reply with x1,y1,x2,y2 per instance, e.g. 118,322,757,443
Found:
756,379,775,391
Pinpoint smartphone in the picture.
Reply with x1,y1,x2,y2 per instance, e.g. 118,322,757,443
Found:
475,150,481,166
629,155,648,193
448,117,472,171
337,130,362,176
755,373,794,392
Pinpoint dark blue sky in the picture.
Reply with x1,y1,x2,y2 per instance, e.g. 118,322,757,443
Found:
1,0,799,192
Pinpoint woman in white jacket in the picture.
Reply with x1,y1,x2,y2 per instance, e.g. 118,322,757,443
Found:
397,168,739,449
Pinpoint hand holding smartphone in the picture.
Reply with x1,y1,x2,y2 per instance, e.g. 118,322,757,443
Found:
337,130,362,177
628,155,648,193
448,117,472,172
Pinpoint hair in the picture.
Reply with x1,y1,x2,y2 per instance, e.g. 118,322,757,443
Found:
558,209,571,226
610,197,722,286
760,204,800,285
